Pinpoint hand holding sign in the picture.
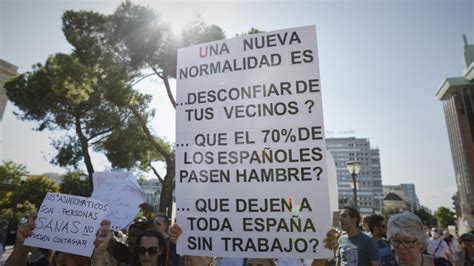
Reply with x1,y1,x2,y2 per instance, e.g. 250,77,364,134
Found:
24,192,108,257
16,213,36,245
92,220,113,264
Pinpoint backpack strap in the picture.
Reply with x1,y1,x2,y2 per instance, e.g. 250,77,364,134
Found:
433,240,442,257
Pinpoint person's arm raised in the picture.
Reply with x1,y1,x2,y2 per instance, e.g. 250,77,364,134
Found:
5,213,36,266
169,224,214,266
169,223,182,245
92,220,113,266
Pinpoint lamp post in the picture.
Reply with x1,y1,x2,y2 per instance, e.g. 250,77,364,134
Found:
347,161,361,210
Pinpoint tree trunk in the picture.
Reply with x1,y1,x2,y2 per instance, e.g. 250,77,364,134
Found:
148,64,176,109
75,114,95,194
162,75,176,109
129,105,175,215
134,67,177,216
162,155,175,217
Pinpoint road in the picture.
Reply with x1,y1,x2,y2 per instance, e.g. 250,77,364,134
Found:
0,245,13,266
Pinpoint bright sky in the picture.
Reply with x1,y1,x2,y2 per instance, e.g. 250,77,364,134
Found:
1,0,473,212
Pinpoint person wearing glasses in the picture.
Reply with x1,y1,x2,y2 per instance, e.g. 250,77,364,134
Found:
368,215,397,266
387,212,434,266
131,229,166,266
93,220,169,266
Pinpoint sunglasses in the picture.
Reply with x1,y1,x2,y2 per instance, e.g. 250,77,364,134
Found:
137,246,159,256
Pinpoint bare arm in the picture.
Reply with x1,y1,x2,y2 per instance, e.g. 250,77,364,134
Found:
187,256,213,266
170,224,214,266
169,223,182,245
91,220,113,266
5,214,36,266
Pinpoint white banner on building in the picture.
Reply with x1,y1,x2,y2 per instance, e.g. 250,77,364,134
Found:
175,25,332,259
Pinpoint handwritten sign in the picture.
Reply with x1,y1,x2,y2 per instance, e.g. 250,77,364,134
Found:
24,192,107,257
175,26,332,258
91,171,144,230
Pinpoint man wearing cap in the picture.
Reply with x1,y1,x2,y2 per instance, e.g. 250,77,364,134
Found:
456,233,474,266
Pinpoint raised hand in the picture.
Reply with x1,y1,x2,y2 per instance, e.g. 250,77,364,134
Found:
169,223,183,244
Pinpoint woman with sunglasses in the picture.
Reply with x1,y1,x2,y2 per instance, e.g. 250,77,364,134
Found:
131,229,166,266
387,212,434,266
93,220,172,266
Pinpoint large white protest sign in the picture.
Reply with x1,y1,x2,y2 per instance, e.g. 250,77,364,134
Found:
176,25,332,258
91,171,144,230
24,192,108,257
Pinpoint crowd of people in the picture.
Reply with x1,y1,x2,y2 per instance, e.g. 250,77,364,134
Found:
3,205,474,266
326,207,474,266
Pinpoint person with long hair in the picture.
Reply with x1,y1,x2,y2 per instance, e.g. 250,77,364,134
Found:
93,220,171,266
131,229,166,266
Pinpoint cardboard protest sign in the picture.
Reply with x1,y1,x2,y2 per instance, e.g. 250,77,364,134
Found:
91,171,144,230
24,192,108,257
175,25,332,258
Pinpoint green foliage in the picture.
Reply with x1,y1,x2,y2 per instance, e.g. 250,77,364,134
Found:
62,10,109,66
5,52,134,168
383,206,401,218
181,16,226,46
109,6,225,78
60,171,92,197
0,160,28,184
414,208,437,228
20,175,59,208
236,27,265,37
434,207,456,229
6,2,226,215
0,161,28,211
105,4,225,214
5,8,155,184
6,54,101,130
137,177,145,185
0,162,57,236
52,136,83,167
0,200,36,234
101,116,172,171
109,1,168,70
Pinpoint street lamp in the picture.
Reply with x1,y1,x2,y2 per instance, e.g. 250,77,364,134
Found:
347,161,361,210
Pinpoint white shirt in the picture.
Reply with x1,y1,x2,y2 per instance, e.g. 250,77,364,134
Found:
427,239,450,258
